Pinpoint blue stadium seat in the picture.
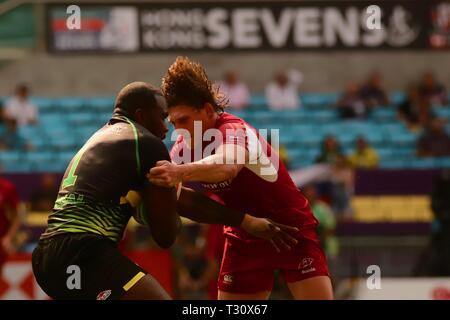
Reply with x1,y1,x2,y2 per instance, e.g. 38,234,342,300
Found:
390,91,406,105
395,147,416,160
409,158,437,169
389,132,418,148
2,161,32,173
275,110,309,124
50,136,77,151
309,110,337,123
40,114,67,127
87,97,115,113
433,106,450,119
364,131,384,147
0,151,24,163
249,95,267,109
371,108,397,123
296,133,323,148
18,126,43,140
301,93,338,108
380,159,409,169
377,148,393,161
26,151,55,163
54,97,87,112
433,157,450,168
30,97,55,113
67,112,95,126
58,151,76,166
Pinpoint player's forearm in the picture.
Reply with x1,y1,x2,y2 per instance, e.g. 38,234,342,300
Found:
176,187,245,227
178,162,242,183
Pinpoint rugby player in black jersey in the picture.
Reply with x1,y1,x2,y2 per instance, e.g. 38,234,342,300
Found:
32,82,298,300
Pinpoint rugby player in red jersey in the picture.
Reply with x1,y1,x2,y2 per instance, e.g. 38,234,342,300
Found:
149,57,333,300
0,177,21,276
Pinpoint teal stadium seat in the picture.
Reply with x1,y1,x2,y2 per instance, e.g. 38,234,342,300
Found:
55,97,87,112
67,112,95,126
390,91,406,105
87,97,115,113
433,106,450,119
249,95,266,109
2,94,447,172
58,151,76,167
389,132,418,148
50,135,77,151
301,93,338,109
30,97,55,114
371,108,397,123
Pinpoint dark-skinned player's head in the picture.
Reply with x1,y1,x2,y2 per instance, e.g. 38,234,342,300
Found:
161,56,226,139
114,82,168,139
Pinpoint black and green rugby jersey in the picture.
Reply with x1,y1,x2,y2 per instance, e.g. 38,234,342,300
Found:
41,112,170,242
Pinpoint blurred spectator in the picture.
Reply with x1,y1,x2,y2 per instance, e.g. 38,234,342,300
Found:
330,154,354,219
173,224,209,299
336,82,367,119
359,71,389,108
0,118,32,151
417,72,448,106
303,185,338,260
218,71,250,110
414,169,450,276
30,174,59,212
348,136,379,169
0,177,21,276
316,136,343,165
265,69,302,110
0,100,5,125
4,83,38,126
398,84,427,129
417,118,450,158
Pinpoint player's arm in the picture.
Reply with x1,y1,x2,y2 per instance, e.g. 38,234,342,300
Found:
140,183,180,249
137,134,181,248
149,143,247,186
176,187,299,252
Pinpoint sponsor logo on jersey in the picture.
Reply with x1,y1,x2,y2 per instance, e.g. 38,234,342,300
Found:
96,290,112,300
223,275,233,284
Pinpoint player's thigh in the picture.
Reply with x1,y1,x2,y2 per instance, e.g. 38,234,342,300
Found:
218,290,271,300
287,276,333,300
121,274,171,300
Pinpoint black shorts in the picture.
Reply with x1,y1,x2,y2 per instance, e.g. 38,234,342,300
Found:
32,233,146,300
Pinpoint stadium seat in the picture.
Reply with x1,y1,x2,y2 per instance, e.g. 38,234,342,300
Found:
433,106,450,119
390,91,406,105
371,108,397,123
249,95,267,109
3,161,32,173
54,97,87,113
87,97,115,113
58,151,76,166
389,132,418,148
0,151,21,163
67,112,95,126
49,136,77,151
30,97,55,113
1,94,446,172
301,93,338,108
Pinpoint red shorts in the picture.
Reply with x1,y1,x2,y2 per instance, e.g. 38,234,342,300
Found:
218,227,330,294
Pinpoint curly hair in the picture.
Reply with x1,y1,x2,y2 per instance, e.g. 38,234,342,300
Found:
161,56,226,112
